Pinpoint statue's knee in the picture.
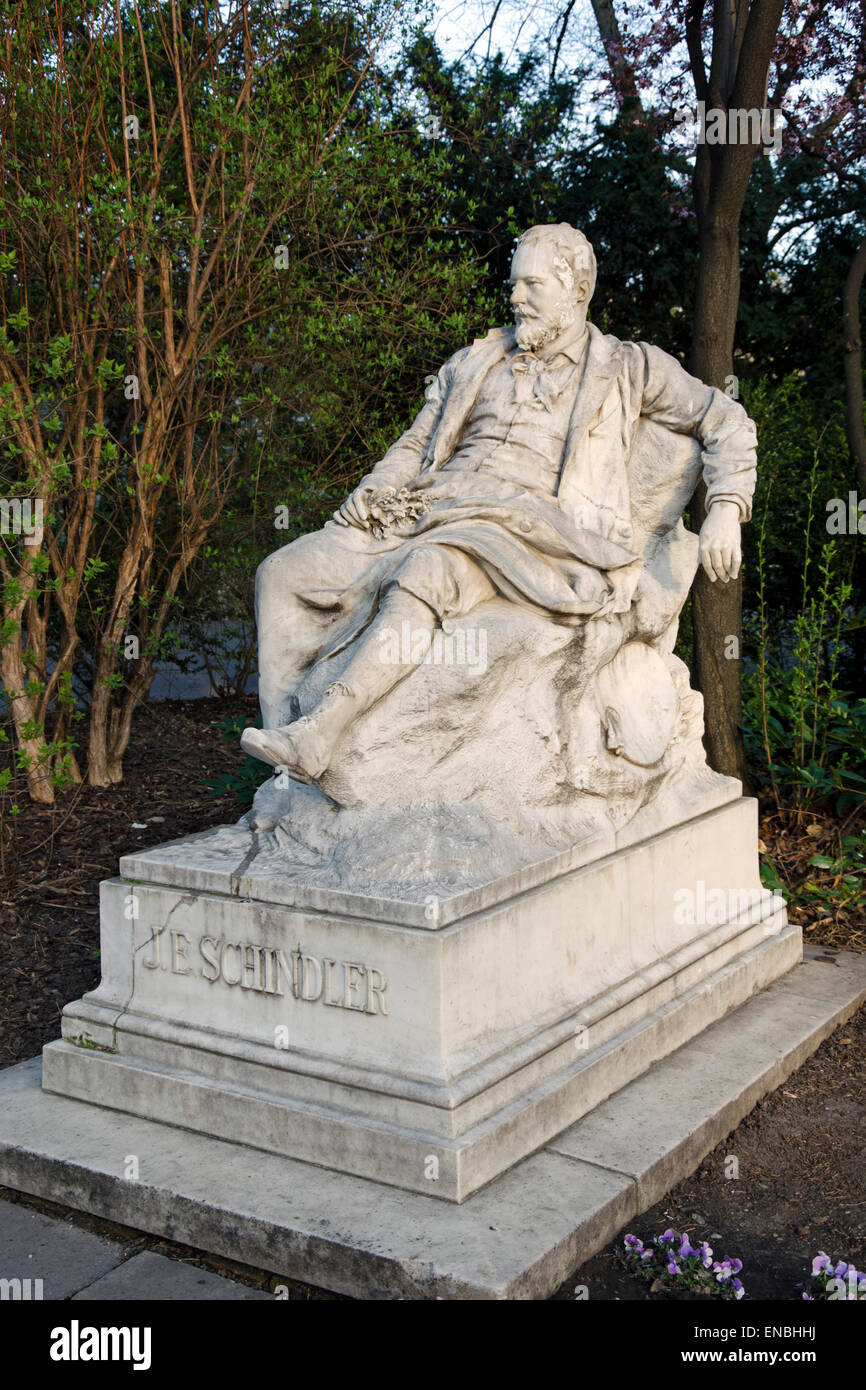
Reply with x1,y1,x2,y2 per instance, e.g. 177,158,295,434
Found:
390,546,443,591
256,543,300,609
386,545,486,620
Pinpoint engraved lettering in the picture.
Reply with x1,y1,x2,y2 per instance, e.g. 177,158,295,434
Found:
200,935,222,982
262,948,277,994
185,934,389,1015
344,962,367,1011
220,941,242,986
323,958,344,1007
257,945,270,993
142,929,163,970
273,948,297,998
241,944,260,991
170,930,192,975
299,954,323,1002
366,968,389,1016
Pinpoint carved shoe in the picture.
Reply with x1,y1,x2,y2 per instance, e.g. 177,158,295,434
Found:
240,719,332,784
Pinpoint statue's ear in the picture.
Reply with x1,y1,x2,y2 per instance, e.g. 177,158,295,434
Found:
604,706,624,756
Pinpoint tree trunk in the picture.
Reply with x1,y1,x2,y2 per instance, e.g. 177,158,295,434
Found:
88,695,129,787
689,216,751,783
589,0,645,115
843,229,866,494
683,0,786,783
584,0,784,783
0,645,55,804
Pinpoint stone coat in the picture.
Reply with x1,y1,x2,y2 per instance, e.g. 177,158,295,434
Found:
367,322,758,549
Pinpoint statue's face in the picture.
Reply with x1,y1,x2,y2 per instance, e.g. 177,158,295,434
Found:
510,241,577,351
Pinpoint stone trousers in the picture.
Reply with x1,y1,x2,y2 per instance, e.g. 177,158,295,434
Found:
256,520,496,727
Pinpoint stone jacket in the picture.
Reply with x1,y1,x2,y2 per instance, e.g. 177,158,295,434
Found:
367,322,758,551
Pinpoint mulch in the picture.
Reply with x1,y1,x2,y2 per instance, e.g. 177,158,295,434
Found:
760,810,865,953
0,695,258,1068
0,694,863,1300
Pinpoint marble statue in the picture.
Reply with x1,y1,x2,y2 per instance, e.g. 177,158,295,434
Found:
43,227,797,1220
238,223,757,895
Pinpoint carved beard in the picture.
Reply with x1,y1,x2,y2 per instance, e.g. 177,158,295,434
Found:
514,296,577,351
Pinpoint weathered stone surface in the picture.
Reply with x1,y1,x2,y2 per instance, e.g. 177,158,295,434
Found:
44,798,797,1201
25,224,791,1292
236,224,756,885
548,946,866,1209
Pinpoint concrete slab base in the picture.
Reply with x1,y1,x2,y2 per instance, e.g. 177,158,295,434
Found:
1,947,863,1300
41,798,799,1201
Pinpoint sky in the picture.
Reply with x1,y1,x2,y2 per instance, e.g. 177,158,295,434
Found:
426,0,596,70
377,0,605,86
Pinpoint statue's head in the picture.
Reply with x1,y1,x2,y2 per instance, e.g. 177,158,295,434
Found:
510,223,596,351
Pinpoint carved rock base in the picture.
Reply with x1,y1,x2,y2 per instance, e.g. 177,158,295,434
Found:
42,797,798,1203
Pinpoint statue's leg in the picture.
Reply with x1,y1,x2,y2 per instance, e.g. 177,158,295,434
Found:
243,544,494,780
254,526,394,728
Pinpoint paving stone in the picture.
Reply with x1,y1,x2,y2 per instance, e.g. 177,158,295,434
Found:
72,1249,271,1300
0,1198,126,1299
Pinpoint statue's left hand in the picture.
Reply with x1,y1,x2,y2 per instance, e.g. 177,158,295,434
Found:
333,478,392,529
698,501,742,582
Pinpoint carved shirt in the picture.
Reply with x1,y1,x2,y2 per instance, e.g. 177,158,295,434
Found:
441,330,589,495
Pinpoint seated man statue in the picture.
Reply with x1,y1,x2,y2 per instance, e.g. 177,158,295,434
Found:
241,223,756,856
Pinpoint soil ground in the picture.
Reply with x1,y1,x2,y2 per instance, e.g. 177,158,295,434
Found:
0,695,863,1300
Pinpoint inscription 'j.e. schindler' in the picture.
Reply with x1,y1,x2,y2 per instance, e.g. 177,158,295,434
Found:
142,929,388,1016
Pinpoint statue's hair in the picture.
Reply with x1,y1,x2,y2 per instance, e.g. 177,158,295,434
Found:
515,224,597,304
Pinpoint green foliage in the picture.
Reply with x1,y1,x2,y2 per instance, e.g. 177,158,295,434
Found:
202,714,270,807
799,832,866,917
0,0,494,793
0,712,79,877
741,375,857,640
743,431,865,816
1,0,862,817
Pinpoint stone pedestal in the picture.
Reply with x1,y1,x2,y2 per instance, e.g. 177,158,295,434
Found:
42,792,798,1203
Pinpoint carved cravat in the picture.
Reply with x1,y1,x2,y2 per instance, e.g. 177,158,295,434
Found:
510,351,580,411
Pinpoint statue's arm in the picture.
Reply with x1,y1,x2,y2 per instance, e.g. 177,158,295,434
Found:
628,342,758,520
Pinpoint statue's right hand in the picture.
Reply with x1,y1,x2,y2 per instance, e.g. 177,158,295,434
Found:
333,477,393,529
